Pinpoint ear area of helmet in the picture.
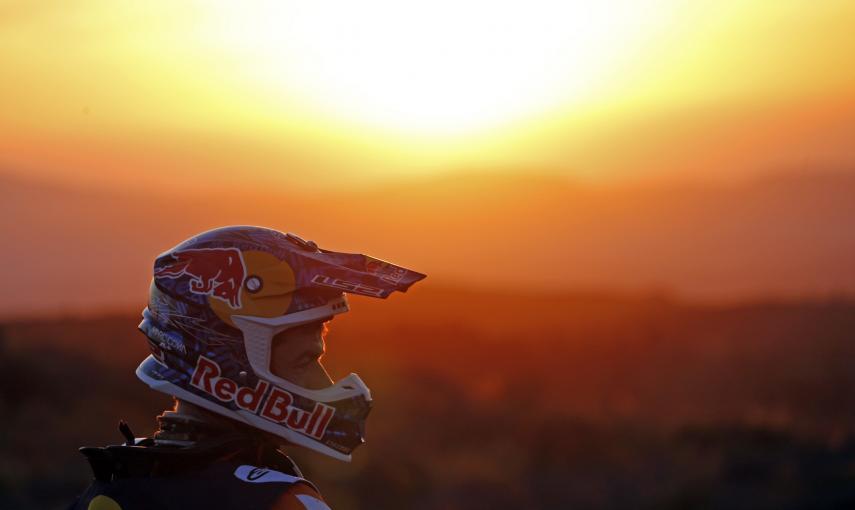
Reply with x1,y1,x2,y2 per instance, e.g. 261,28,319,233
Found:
240,251,297,297
207,250,300,326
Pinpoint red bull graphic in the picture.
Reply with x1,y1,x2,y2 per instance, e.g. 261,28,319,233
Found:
155,248,246,308
190,356,335,440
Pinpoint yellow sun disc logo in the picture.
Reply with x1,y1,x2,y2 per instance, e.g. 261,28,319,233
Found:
87,495,122,510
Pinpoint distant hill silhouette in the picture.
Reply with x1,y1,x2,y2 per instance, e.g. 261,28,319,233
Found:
2,169,855,315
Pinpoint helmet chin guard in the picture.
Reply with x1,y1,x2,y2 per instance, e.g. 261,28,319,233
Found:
233,294,353,402
136,354,372,461
136,226,425,461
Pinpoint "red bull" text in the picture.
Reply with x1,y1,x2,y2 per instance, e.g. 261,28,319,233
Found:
189,356,335,440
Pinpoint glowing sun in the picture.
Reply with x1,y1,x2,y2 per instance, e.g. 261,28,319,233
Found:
206,0,671,135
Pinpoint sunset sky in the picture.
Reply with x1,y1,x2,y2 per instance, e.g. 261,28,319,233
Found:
5,7,855,507
3,1,855,314
2,0,854,192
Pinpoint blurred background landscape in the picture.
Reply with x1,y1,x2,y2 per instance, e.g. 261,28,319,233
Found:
3,290,855,509
3,1,855,509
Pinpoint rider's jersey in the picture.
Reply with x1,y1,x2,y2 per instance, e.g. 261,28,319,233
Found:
67,435,330,510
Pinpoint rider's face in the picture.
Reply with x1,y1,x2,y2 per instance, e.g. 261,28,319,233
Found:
270,320,334,390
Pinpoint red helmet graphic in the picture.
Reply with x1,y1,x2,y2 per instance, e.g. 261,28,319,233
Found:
155,248,246,308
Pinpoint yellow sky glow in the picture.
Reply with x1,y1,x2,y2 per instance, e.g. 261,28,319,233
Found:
1,0,854,190
201,0,675,135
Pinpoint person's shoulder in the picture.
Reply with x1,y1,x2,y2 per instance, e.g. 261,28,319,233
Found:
66,478,153,510
70,437,330,510
69,460,330,510
232,464,331,510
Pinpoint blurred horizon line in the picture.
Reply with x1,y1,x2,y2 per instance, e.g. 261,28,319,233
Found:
3,281,854,324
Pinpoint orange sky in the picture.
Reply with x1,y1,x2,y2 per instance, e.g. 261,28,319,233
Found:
1,0,854,192
2,1,855,314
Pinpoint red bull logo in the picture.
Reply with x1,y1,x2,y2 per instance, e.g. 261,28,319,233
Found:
190,356,335,440
155,248,246,308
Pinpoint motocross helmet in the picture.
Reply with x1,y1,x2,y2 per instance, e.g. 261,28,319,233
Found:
136,226,426,461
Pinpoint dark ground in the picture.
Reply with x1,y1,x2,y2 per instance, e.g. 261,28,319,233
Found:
2,288,855,509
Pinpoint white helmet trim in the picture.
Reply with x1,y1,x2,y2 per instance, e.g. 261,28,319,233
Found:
231,295,370,403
